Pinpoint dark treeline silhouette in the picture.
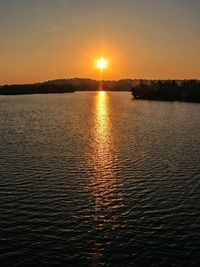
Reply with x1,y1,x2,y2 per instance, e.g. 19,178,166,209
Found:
0,81,75,95
0,78,139,94
131,80,200,103
63,78,135,91
1,79,200,101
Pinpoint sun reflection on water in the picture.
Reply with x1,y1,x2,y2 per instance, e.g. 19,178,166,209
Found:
88,91,124,227
88,91,123,264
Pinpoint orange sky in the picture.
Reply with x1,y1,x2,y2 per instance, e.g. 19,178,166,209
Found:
0,0,200,84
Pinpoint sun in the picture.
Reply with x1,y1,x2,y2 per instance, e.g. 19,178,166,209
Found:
96,58,108,70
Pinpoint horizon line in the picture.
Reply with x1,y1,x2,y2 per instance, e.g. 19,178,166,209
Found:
1,77,200,86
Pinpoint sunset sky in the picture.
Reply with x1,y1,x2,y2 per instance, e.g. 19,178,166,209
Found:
0,0,200,84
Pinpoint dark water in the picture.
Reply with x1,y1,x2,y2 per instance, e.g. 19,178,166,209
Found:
0,92,200,266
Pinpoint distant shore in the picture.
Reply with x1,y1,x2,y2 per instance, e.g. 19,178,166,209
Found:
0,78,133,94
131,80,200,103
0,79,200,102
0,82,75,95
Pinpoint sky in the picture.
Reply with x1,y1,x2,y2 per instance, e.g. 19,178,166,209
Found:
0,0,200,84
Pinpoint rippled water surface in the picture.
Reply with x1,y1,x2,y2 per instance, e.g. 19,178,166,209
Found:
0,92,200,266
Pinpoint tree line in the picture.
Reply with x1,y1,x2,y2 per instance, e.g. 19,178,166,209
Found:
131,80,200,102
0,82,75,95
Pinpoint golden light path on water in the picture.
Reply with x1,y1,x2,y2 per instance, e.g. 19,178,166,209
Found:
91,91,117,215
89,91,124,265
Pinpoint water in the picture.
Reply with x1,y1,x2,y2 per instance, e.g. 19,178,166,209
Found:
0,92,200,266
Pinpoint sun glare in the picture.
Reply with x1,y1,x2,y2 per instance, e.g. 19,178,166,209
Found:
96,58,108,70
99,91,105,96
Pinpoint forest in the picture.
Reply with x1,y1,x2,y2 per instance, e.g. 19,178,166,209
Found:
131,80,200,102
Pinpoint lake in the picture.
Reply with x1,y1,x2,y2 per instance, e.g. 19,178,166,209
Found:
0,92,200,266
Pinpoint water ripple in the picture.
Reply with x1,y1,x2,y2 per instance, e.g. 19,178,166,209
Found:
0,93,200,266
